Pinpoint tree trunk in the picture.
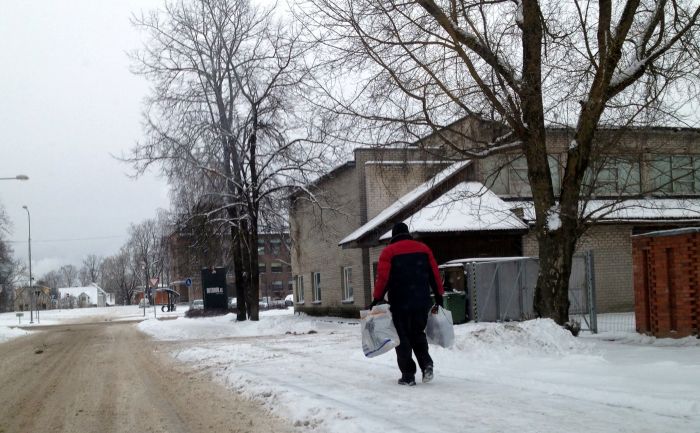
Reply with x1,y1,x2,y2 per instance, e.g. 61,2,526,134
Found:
533,228,577,325
247,227,260,321
230,223,247,321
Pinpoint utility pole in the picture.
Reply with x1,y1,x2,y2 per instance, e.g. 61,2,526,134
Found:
22,206,33,324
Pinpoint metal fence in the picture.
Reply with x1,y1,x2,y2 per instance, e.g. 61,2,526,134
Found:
594,312,636,333
462,253,597,332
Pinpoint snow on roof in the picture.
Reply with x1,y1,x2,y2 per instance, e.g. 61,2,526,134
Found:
632,227,700,238
439,256,535,268
364,160,452,165
378,182,528,240
509,198,700,222
58,285,108,300
339,160,472,246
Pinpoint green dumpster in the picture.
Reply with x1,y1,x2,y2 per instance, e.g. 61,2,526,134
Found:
432,291,467,324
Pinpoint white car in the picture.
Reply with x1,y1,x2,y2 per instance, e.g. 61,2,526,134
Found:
228,297,237,308
285,294,294,307
192,299,204,310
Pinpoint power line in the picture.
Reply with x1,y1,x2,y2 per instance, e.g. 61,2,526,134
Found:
5,235,124,244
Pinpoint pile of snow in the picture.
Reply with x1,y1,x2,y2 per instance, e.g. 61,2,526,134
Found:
0,326,30,343
454,319,588,357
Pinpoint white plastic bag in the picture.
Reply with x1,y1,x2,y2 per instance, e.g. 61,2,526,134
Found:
360,304,401,358
426,305,455,348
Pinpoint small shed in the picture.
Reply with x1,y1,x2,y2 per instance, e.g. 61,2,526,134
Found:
632,228,700,338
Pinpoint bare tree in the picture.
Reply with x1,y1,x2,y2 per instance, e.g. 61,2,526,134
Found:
126,217,169,303
301,0,700,324
41,270,64,290
0,208,23,312
101,248,139,305
128,0,337,320
79,254,104,286
59,264,78,287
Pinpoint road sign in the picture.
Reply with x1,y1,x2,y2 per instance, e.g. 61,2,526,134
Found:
16,313,23,317
185,278,192,287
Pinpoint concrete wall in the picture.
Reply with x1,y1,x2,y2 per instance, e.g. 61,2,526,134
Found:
523,224,635,313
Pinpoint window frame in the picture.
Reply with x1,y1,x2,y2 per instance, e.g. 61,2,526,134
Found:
342,266,353,303
649,154,700,194
295,275,305,303
312,272,321,303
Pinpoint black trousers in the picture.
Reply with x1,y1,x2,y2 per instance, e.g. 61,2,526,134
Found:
392,307,433,379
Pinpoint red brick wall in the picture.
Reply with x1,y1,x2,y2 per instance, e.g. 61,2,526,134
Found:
633,231,700,337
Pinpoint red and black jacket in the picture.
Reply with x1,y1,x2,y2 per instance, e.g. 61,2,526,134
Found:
373,235,444,311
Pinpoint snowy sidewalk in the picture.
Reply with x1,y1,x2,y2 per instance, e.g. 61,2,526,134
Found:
139,311,700,433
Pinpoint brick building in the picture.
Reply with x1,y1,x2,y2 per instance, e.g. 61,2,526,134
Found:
632,228,700,337
167,218,232,303
257,232,293,301
289,118,700,317
167,223,292,303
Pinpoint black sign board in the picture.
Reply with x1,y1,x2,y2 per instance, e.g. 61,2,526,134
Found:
201,267,227,309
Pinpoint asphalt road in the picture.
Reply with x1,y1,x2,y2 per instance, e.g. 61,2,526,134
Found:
0,321,295,433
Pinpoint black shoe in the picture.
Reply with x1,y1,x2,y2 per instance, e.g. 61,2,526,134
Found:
422,366,434,383
398,377,416,386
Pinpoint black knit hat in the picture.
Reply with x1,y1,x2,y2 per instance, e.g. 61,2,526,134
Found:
391,222,409,238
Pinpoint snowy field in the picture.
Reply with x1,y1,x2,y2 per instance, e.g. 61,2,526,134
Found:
1,306,699,432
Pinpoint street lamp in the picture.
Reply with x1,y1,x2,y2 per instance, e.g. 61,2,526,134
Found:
0,175,29,181
22,205,33,324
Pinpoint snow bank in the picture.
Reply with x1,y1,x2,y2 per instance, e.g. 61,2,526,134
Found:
138,310,351,341
141,312,700,433
454,319,588,357
0,326,30,343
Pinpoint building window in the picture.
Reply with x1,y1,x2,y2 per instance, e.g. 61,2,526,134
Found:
258,263,266,274
586,156,641,195
295,275,305,303
491,154,561,196
258,239,265,255
271,262,283,273
342,266,353,302
288,279,294,290
272,280,283,295
649,155,699,194
270,238,281,256
312,272,321,302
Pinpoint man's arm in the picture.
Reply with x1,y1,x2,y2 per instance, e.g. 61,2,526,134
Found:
372,248,393,302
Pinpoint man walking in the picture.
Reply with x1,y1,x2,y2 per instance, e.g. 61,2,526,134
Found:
371,222,444,386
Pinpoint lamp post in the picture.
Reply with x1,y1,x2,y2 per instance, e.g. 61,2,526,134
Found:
22,205,33,324
0,175,29,181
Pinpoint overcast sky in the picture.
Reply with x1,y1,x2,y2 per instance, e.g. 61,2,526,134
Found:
0,0,170,278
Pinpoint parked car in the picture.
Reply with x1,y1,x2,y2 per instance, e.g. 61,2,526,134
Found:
258,298,269,309
284,294,294,307
228,297,237,308
192,299,204,310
